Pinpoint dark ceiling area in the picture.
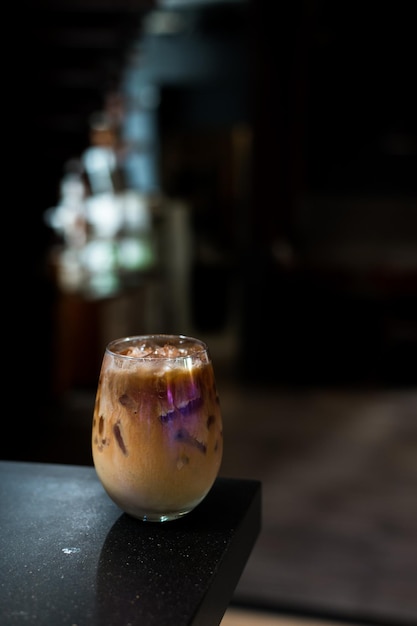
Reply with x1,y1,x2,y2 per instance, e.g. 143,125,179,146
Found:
27,1,155,205
22,1,249,214
12,0,417,264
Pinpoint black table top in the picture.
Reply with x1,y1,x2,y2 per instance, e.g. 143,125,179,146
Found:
0,461,261,626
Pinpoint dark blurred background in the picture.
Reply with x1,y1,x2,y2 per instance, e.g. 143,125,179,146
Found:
5,0,417,428
6,0,417,449
7,0,417,446
5,2,417,624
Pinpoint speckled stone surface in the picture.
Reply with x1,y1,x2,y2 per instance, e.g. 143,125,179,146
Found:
0,461,261,626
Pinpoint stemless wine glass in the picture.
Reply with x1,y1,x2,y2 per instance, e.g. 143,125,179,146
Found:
92,334,223,522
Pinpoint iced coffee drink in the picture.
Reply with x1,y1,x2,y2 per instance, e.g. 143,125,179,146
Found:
92,335,223,521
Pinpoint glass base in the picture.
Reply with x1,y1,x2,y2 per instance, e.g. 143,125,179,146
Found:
126,509,193,523
98,481,208,523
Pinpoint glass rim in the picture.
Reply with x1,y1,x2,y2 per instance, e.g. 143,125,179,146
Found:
105,334,210,361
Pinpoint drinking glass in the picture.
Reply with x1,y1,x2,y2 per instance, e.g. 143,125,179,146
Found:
92,334,223,522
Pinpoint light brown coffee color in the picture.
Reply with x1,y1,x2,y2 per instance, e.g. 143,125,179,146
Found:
92,336,223,520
